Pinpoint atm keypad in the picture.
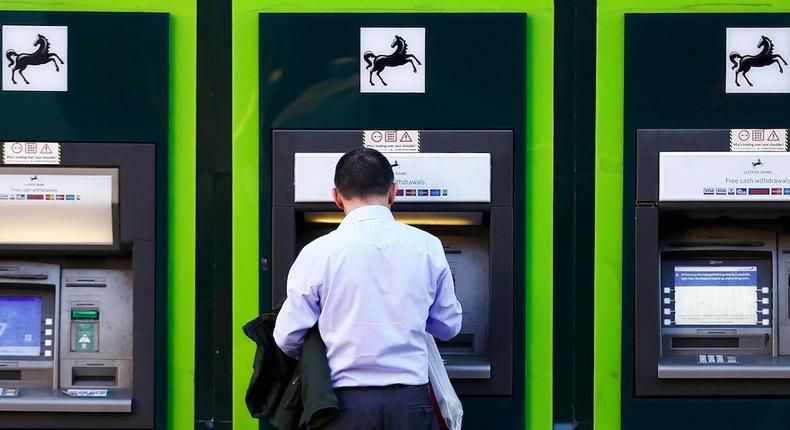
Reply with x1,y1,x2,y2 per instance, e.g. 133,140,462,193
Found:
0,388,19,397
697,354,738,364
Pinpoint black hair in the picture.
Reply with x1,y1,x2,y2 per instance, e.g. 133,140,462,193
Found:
334,147,394,199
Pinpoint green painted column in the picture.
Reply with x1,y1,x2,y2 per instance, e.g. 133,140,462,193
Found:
595,2,789,430
231,1,553,429
0,2,197,429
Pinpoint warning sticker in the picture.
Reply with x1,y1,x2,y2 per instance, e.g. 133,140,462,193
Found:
363,130,420,152
730,129,788,152
2,142,60,164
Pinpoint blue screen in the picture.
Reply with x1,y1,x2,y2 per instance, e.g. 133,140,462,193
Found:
0,297,42,356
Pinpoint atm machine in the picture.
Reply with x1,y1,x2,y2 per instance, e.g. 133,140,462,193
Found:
0,142,156,428
634,129,790,396
270,129,514,395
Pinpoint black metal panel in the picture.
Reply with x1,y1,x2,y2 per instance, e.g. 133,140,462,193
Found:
261,14,526,427
634,205,660,396
623,13,790,430
0,11,168,429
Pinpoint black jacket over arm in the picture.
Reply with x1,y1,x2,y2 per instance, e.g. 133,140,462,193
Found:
243,309,339,430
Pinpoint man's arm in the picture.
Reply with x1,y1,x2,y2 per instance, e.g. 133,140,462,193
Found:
426,238,463,341
273,249,322,358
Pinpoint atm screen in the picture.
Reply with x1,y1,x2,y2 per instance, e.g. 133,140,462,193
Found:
673,266,759,326
0,297,42,356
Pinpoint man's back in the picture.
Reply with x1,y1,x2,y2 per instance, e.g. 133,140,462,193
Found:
274,205,462,388
273,147,461,430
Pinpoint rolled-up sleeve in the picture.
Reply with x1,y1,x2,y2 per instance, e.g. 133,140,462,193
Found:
425,239,463,341
274,248,322,358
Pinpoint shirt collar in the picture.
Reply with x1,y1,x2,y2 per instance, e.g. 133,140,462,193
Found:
339,205,394,227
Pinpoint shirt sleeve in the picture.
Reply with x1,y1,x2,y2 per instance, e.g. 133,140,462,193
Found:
273,247,322,358
425,238,463,341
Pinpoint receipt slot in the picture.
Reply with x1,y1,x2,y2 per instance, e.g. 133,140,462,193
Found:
270,130,515,396
0,143,156,427
635,129,790,396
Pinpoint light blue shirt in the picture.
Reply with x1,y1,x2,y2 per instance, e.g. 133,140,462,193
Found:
274,204,463,388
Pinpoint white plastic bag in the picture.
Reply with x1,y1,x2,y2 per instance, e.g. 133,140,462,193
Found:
426,333,463,430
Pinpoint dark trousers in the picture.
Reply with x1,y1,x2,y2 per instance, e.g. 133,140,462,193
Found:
318,384,439,430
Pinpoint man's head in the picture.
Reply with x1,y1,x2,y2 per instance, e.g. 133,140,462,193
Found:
332,147,398,213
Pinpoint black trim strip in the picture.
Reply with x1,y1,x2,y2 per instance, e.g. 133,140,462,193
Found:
553,0,596,428
195,0,233,428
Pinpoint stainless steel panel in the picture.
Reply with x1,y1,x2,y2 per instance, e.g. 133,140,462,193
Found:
59,266,132,389
0,387,131,413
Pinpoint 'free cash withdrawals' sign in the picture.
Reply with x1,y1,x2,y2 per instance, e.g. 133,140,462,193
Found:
294,153,490,203
660,152,790,201
0,170,114,245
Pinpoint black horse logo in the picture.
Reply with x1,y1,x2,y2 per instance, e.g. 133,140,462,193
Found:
363,35,422,86
753,158,763,168
30,175,37,181
6,34,64,85
730,35,788,87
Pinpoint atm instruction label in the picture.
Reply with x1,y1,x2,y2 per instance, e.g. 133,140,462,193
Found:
2,142,60,165
730,129,788,152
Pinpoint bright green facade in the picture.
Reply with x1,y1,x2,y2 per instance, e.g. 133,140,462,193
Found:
0,1,197,429
232,1,554,430
595,2,790,429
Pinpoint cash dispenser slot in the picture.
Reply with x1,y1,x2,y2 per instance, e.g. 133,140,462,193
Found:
72,365,117,386
437,333,475,353
672,337,740,349
0,371,21,381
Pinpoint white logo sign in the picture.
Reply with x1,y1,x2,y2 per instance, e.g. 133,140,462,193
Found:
360,27,425,93
726,28,790,93
2,25,68,92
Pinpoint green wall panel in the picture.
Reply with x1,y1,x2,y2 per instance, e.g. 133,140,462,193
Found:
596,2,788,430
0,2,196,430
232,1,553,430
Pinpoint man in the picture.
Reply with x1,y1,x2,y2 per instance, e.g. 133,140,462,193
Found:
274,147,463,430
